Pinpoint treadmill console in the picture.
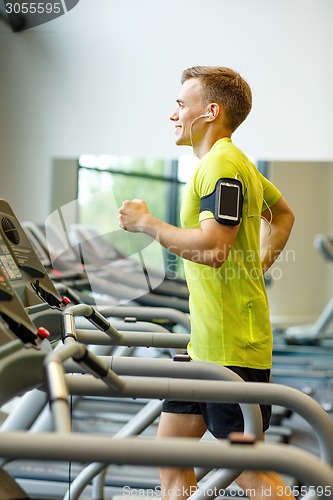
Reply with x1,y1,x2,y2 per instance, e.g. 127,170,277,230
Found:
0,199,66,345
0,265,39,345
0,199,61,308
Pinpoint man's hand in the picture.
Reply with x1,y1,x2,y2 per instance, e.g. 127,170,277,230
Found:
118,199,150,232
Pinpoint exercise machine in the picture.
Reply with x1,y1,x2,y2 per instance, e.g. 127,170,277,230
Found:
22,217,190,312
285,234,333,345
1,199,333,499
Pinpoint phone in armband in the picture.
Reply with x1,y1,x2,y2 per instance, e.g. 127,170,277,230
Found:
217,179,242,223
200,177,243,226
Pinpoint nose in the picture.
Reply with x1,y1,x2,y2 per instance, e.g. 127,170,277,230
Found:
169,109,178,122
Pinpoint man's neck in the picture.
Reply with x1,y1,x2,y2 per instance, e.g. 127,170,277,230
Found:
193,130,232,159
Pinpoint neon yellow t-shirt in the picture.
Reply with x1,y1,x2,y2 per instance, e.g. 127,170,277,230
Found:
181,138,281,369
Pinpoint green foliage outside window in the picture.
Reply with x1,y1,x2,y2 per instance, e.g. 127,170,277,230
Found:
78,157,185,278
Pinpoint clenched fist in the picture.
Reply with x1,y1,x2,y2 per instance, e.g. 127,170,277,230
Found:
118,199,151,233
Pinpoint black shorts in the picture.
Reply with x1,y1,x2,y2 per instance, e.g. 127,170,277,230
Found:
162,365,271,439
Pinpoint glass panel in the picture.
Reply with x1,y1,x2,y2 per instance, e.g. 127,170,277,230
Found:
77,155,198,279
77,157,175,275
79,155,166,176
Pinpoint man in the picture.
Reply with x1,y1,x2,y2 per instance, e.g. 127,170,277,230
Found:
118,66,295,500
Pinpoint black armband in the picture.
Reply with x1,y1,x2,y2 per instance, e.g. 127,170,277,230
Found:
200,178,243,226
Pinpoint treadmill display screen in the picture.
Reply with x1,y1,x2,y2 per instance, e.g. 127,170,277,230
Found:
0,242,22,281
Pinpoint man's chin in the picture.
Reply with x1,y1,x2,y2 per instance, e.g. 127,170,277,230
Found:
175,138,190,147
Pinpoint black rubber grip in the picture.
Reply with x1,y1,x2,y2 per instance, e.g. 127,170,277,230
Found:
75,349,108,379
87,309,110,331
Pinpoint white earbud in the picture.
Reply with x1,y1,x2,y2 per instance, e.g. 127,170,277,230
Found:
195,112,212,119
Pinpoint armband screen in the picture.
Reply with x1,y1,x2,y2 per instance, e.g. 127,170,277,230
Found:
200,178,243,226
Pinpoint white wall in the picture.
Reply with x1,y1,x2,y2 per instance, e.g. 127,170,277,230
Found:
1,0,333,221
0,0,333,321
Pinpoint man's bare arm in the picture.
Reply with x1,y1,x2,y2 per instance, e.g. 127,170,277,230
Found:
119,199,239,268
260,196,295,273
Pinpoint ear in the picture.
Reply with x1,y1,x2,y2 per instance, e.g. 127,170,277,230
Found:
207,103,220,120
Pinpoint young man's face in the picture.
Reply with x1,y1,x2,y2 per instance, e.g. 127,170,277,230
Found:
170,78,207,146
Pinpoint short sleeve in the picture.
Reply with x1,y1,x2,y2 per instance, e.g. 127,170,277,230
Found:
260,172,282,211
195,155,243,223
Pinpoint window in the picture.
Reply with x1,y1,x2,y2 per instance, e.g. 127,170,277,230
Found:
77,155,198,279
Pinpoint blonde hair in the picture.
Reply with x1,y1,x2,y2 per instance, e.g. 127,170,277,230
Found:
181,66,252,132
